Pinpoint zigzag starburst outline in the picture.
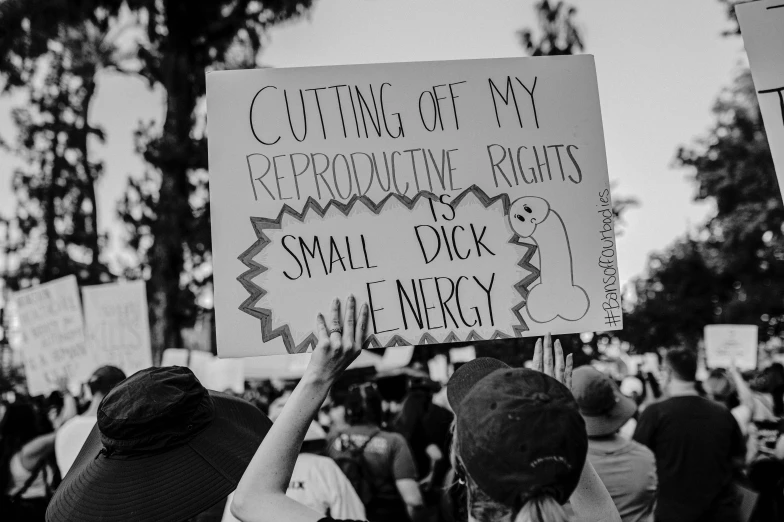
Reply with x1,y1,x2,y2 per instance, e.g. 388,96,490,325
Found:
237,184,541,354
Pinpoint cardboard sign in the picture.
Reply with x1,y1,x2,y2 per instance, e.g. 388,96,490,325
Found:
82,281,153,377
737,1,784,199
206,56,621,357
704,324,759,371
9,276,91,396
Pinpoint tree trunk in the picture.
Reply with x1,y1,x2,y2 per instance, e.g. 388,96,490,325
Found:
43,154,64,282
79,78,101,284
147,49,195,365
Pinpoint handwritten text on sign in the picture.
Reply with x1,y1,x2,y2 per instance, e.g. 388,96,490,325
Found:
737,0,784,200
704,324,759,371
10,276,91,396
206,57,621,356
82,281,153,376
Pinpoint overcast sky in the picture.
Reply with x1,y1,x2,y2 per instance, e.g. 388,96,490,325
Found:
0,0,747,289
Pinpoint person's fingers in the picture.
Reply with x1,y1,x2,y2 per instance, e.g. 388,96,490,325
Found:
543,332,554,376
565,353,574,390
355,303,369,349
330,297,342,346
316,313,329,344
343,295,356,346
533,338,543,372
554,340,564,383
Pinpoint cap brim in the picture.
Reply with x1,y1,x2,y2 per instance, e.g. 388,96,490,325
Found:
46,392,271,522
446,357,510,411
582,390,636,437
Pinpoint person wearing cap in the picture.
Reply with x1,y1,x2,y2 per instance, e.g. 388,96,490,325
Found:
45,363,273,522
444,335,619,522
231,299,620,522
54,365,127,477
571,366,657,522
633,347,745,522
222,396,366,522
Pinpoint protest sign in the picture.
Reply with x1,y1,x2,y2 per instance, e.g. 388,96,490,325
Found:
10,276,91,396
704,324,759,371
737,0,784,199
206,56,621,357
82,281,153,377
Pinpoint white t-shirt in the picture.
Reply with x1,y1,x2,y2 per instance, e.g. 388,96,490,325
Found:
222,453,366,521
55,415,97,476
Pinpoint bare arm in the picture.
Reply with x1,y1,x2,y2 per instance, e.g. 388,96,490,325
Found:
21,390,76,471
19,432,56,471
729,366,755,413
231,297,368,522
396,479,425,522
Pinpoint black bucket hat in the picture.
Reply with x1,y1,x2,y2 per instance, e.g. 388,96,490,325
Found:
446,358,587,508
46,366,271,522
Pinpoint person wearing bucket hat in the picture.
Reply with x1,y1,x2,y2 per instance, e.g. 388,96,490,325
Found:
443,334,620,522
571,366,657,522
45,365,272,522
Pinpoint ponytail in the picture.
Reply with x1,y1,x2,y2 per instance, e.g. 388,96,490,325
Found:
514,495,569,522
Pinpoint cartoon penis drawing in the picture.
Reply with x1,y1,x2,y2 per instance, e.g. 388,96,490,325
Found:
509,196,589,323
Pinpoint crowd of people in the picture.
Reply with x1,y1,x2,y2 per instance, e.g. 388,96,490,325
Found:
1,296,783,521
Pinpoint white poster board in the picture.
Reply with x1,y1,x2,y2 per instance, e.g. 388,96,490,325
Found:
704,324,759,371
737,1,784,199
206,56,621,357
10,276,91,396
82,281,153,377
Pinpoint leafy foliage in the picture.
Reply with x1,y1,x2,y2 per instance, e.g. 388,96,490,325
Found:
0,12,119,289
622,67,784,350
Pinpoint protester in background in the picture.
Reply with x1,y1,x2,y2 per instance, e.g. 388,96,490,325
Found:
328,381,424,522
54,366,126,477
222,395,366,522
45,366,272,522
729,364,784,461
231,300,620,522
392,372,453,522
727,364,784,521
634,347,745,522
1,382,76,521
572,366,657,522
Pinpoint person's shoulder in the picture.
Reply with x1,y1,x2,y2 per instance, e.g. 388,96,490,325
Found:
625,439,656,461
57,414,96,437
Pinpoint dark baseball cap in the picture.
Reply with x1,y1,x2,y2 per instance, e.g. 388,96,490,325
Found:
87,366,127,395
446,358,587,507
571,366,636,437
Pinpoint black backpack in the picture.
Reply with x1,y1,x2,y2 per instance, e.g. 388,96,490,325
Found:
333,430,380,506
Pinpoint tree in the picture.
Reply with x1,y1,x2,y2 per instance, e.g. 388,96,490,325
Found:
1,1,313,363
621,24,784,350
0,5,120,289
114,0,313,362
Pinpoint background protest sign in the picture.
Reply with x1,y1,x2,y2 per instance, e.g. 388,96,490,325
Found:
704,324,759,371
737,0,784,199
9,276,92,396
82,281,153,377
206,56,621,357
